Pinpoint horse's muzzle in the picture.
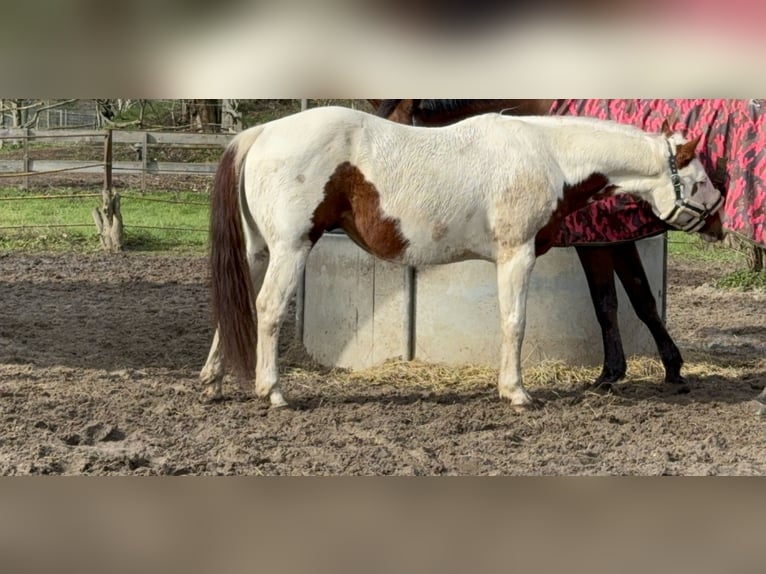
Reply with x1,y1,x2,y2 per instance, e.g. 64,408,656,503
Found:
661,193,724,234
697,211,725,242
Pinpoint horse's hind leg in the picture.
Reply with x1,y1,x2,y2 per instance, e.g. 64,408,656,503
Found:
254,244,309,407
199,239,269,402
575,246,627,387
496,242,537,407
612,242,685,385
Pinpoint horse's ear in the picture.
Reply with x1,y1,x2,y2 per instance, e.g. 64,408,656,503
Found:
676,135,702,168
661,120,673,137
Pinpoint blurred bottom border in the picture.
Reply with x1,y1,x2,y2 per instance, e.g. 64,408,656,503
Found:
1,477,763,574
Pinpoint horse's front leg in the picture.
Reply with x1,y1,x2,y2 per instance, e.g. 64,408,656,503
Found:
611,241,685,385
200,328,225,401
575,245,626,386
496,241,537,407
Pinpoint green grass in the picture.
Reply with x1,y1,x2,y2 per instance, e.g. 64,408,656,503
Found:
666,231,746,264
668,231,765,291
0,187,210,253
714,268,766,291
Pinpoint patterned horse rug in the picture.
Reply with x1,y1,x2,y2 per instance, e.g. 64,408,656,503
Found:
548,99,765,248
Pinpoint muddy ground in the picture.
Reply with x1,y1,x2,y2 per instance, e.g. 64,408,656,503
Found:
1,250,764,475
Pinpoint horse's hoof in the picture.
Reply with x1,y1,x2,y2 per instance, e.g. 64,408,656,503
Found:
588,370,624,391
664,373,690,394
587,381,614,394
200,386,224,403
270,391,289,409
665,374,688,385
754,392,765,416
511,398,542,413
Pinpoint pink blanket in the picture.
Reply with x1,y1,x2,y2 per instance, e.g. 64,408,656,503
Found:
548,99,765,248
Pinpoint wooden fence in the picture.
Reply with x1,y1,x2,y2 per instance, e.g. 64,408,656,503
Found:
0,101,312,254
0,128,233,191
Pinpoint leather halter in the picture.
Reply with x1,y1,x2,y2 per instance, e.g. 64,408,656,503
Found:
660,139,723,232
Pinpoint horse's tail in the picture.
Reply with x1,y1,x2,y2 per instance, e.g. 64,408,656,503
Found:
209,127,263,382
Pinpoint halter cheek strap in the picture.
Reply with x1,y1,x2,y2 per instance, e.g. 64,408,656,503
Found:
659,139,724,232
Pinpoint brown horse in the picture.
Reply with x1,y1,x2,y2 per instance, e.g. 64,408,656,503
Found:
372,99,726,389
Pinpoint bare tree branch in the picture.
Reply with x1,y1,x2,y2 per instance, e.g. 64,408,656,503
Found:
0,99,79,128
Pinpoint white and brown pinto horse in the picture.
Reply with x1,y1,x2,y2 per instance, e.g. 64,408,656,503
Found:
200,106,723,408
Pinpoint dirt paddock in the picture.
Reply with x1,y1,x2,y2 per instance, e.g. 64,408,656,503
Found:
1,250,764,475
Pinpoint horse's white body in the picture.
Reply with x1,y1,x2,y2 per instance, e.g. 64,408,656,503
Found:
201,106,722,408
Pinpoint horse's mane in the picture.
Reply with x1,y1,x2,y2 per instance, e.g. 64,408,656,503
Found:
418,99,488,112
375,100,556,125
375,99,504,118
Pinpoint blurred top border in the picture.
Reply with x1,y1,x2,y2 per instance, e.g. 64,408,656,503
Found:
2,2,765,96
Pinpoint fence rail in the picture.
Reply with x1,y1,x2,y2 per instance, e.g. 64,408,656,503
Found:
0,128,232,187
0,128,233,146
0,159,219,176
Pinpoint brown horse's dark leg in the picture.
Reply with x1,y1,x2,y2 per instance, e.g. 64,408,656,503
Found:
611,242,686,385
575,246,627,386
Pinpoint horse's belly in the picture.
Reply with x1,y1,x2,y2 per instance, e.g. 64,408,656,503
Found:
400,225,495,266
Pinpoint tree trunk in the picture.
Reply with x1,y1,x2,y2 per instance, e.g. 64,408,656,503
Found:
221,99,241,132
185,99,221,132
92,129,123,252
92,190,124,252
7,99,23,127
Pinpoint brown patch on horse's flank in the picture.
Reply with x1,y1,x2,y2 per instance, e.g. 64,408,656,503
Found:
311,162,408,260
535,172,610,256
296,174,306,184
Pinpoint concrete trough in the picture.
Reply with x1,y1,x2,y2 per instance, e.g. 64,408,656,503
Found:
300,232,666,370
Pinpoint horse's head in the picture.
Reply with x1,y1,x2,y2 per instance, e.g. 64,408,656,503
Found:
375,99,419,125
653,121,724,241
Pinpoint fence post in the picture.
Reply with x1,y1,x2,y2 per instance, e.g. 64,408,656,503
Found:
141,131,148,191
22,127,30,190
104,128,112,190
92,128,124,252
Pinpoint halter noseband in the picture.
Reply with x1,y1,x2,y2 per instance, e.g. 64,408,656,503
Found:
659,139,723,232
